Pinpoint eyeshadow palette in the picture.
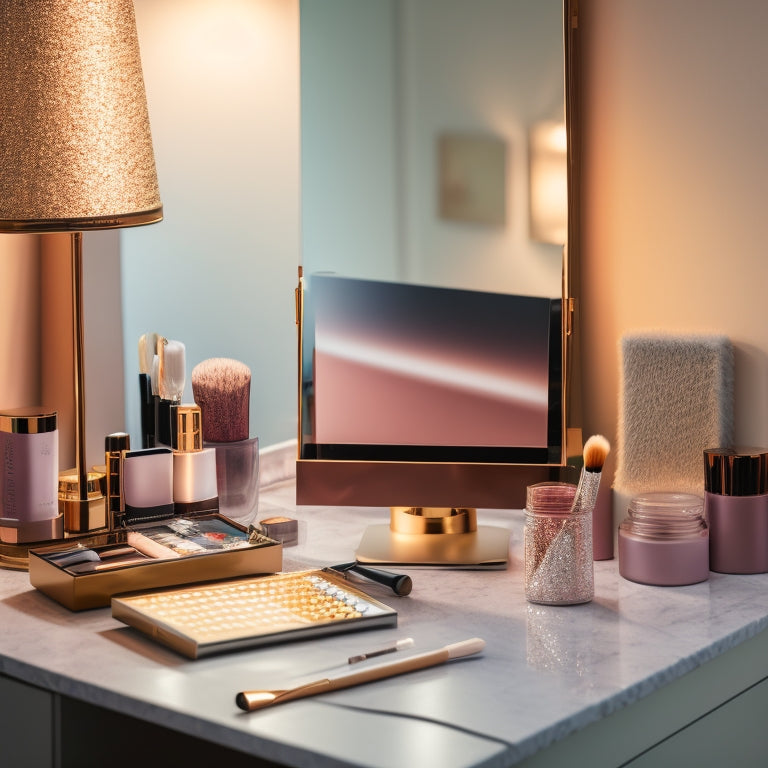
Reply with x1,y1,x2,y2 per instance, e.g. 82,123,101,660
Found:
111,569,398,659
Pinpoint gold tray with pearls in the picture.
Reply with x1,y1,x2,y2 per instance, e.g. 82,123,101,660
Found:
111,569,398,659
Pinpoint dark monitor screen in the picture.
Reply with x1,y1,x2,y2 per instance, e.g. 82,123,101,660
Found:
300,274,562,466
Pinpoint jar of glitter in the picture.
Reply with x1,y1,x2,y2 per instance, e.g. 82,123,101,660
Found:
524,481,593,605
618,492,709,586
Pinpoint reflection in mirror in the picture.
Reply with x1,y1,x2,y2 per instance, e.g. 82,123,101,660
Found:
300,0,566,297
297,0,579,529
303,274,562,461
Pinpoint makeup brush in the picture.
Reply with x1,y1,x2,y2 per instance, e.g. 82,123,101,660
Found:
235,637,485,712
138,333,158,448
191,358,251,443
570,434,611,516
158,338,186,403
191,358,257,522
328,562,413,596
150,354,160,398
156,338,186,446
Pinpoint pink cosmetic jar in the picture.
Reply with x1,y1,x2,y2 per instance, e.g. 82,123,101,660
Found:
704,447,768,574
618,492,709,586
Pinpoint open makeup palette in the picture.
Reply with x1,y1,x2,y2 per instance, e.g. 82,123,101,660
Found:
28,513,282,611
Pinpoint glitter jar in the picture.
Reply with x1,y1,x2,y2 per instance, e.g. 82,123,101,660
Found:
524,481,593,605
618,492,709,586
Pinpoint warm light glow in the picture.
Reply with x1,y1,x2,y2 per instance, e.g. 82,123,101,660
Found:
529,120,568,245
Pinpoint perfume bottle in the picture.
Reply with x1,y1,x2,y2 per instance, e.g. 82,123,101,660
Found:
172,404,218,515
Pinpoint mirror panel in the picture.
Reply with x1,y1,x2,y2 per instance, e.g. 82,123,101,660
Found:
297,0,579,510
301,0,567,297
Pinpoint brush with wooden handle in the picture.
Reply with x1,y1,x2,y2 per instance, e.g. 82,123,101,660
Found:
235,637,485,712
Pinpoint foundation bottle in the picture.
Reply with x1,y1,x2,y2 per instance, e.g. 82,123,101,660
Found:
172,404,218,515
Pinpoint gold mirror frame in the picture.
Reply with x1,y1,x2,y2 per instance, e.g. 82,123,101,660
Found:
296,0,581,511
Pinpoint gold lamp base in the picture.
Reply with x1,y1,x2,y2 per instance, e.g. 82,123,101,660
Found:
59,469,107,534
355,507,510,570
0,470,108,571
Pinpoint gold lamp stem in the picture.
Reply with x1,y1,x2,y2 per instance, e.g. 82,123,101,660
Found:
59,232,106,534
72,232,87,496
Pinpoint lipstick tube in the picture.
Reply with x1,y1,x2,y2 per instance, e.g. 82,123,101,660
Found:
105,432,130,530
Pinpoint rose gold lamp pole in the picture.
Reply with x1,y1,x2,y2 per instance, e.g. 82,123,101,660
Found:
0,1,162,555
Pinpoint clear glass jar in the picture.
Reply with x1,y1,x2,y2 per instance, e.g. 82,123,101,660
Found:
618,492,708,586
524,481,593,605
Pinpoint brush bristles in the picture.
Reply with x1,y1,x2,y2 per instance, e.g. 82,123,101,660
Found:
138,332,158,375
191,358,251,443
159,339,186,401
583,434,610,472
150,355,160,397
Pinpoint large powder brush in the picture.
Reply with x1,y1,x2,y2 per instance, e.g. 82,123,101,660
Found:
191,358,251,443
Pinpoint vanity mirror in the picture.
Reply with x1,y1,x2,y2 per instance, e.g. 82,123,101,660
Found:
296,0,581,563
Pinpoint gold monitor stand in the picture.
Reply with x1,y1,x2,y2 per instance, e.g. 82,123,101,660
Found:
355,507,510,570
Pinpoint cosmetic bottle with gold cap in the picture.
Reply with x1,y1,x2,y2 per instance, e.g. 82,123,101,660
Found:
172,404,218,514
0,407,62,543
105,432,130,529
704,446,768,574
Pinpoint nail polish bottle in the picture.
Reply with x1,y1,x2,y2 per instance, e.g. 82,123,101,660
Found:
171,404,218,515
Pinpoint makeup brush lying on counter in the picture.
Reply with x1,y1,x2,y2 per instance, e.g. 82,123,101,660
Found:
326,562,413,596
235,637,485,712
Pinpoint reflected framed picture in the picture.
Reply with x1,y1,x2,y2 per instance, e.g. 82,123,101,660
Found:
438,132,507,226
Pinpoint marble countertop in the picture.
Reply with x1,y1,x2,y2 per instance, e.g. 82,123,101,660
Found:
3,479,768,767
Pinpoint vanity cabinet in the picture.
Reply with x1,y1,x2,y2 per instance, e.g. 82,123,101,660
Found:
0,674,277,768
2,622,768,767
3,494,768,768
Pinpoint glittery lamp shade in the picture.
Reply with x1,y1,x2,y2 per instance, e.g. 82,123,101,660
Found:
0,0,162,231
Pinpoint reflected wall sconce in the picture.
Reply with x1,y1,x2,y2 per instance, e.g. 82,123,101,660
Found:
0,0,162,562
529,120,567,245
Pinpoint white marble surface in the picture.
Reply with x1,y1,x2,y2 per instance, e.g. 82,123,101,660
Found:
3,480,768,767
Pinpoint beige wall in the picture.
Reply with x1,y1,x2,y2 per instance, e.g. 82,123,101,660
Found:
579,0,768,506
3,0,767,496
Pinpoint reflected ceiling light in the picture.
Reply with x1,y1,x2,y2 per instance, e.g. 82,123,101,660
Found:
529,120,567,246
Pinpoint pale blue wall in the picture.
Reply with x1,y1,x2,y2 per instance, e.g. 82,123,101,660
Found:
121,1,300,450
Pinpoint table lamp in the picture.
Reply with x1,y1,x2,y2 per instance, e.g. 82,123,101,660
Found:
0,1,162,545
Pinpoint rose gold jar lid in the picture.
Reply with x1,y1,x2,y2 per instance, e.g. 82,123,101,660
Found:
704,447,768,496
0,407,57,434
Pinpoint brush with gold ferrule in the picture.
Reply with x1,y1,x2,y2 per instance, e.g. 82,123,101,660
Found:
571,434,611,517
235,637,485,712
